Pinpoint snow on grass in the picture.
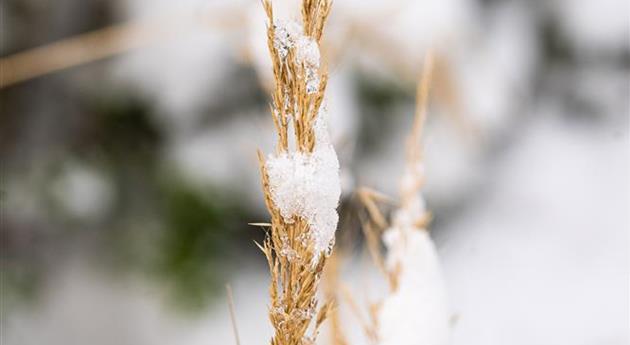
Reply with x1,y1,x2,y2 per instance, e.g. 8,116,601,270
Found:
265,110,341,255
379,228,451,345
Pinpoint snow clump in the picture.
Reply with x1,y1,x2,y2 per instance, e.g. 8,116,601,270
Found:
265,110,341,256
378,227,451,345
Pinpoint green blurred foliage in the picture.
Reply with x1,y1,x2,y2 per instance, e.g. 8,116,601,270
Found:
154,178,248,312
354,71,414,156
2,88,259,314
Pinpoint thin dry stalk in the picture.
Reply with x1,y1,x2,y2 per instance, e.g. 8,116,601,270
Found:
0,9,243,89
402,50,434,211
256,1,336,344
357,187,391,230
339,283,378,344
358,217,389,285
226,284,242,345
350,51,437,344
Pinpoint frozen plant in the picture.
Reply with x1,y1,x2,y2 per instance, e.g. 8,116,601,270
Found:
266,112,341,257
255,1,339,344
359,52,451,345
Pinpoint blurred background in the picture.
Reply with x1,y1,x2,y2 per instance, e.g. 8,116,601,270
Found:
1,0,628,344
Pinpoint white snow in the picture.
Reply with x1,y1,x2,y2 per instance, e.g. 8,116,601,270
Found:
265,111,341,255
265,18,340,256
272,19,321,94
391,198,425,230
298,37,321,94
442,113,629,345
295,37,320,68
378,227,451,345
374,115,451,344
272,19,303,59
377,152,450,345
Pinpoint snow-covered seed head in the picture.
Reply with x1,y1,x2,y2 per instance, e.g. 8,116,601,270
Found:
258,1,335,344
265,110,341,256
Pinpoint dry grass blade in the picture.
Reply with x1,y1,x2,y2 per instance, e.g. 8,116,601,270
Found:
342,51,438,345
249,222,273,227
432,53,476,138
357,187,391,229
322,253,348,345
351,50,443,345
359,219,390,287
226,284,242,345
399,50,435,214
340,283,378,343
0,8,243,89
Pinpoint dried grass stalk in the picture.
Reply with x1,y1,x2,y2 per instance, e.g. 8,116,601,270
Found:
356,51,452,345
256,1,337,344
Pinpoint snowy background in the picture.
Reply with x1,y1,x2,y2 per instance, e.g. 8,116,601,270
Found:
1,0,628,344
